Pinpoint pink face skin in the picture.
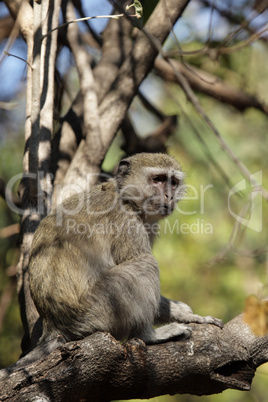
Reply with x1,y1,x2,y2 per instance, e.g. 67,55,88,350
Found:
149,173,180,218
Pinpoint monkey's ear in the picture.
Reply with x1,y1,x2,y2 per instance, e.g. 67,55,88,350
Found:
115,160,130,189
116,160,130,176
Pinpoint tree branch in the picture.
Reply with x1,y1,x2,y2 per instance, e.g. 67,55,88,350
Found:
98,0,191,155
3,0,33,43
62,1,103,189
122,114,177,154
50,4,133,194
158,57,268,200
154,58,268,115
1,314,267,401
93,8,133,104
16,0,62,354
52,0,190,191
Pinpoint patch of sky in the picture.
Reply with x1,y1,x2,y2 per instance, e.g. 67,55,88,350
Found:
0,38,27,100
78,0,113,33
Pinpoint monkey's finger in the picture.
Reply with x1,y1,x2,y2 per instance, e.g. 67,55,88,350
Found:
199,316,224,328
186,314,224,328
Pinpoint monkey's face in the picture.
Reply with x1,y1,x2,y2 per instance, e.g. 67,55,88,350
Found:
141,168,184,221
150,172,180,215
116,154,185,222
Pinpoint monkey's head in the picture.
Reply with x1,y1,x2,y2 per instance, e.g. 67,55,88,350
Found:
115,153,185,222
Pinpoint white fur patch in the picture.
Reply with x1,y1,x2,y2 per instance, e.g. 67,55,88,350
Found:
144,167,185,182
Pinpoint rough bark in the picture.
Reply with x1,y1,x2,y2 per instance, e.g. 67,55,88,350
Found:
15,0,62,354
1,314,267,401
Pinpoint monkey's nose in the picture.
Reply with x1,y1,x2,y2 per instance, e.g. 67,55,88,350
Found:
164,194,173,202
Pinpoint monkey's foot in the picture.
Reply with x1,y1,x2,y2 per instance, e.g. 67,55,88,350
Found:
145,322,192,344
188,314,224,328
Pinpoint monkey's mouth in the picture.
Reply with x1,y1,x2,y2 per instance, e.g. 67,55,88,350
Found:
155,204,173,216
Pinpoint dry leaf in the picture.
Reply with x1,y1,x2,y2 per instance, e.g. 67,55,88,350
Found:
243,295,268,336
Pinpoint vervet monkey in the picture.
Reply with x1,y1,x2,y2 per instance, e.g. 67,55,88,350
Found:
29,153,223,346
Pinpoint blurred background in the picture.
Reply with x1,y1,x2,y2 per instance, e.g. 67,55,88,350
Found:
0,0,268,401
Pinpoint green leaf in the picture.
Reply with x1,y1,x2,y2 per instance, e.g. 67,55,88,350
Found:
134,0,143,18
126,0,143,18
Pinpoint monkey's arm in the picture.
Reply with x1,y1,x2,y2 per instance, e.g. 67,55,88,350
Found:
156,296,223,328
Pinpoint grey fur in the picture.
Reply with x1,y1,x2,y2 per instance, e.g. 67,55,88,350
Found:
29,153,223,346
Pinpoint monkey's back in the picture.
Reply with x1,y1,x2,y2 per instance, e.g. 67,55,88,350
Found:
29,180,160,341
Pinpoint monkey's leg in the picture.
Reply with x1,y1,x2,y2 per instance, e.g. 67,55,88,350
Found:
156,296,223,328
86,253,162,340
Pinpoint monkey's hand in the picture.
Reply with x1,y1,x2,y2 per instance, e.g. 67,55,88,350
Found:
157,296,224,329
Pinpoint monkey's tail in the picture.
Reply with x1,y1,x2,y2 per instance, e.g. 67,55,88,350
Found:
0,334,65,379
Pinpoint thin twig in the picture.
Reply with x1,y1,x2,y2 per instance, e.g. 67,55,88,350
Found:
206,0,215,47
165,24,268,58
217,25,268,54
4,51,33,69
43,14,139,39
207,194,265,267
0,101,17,110
164,83,235,191
163,0,215,87
138,90,164,120
0,224,20,238
0,11,20,65
201,0,268,46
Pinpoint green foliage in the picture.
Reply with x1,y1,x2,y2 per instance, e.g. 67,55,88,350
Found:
0,289,23,368
126,0,143,19
0,119,24,367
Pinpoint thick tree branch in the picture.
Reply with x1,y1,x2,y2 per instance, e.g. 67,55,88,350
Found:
50,4,133,193
154,58,268,115
1,314,267,401
62,0,190,178
93,6,133,104
62,1,102,189
3,0,33,42
0,15,14,40
50,0,190,191
98,0,191,148
15,0,62,353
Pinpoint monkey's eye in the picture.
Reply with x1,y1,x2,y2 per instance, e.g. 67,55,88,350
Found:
171,177,179,187
152,175,179,188
152,174,167,184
